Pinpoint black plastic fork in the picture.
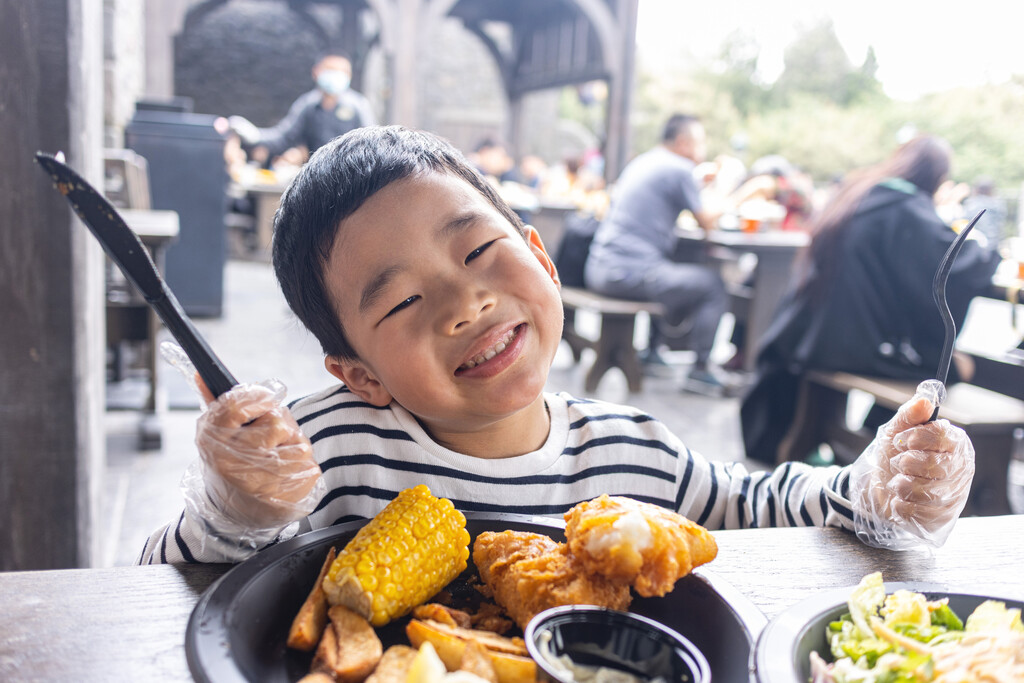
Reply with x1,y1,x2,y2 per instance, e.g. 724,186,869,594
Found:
930,209,986,420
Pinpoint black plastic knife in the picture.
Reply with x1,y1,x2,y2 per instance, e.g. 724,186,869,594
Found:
35,152,239,398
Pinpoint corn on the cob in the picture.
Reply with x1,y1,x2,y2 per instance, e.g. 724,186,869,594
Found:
322,485,470,626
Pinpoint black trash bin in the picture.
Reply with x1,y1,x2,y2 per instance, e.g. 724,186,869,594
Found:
126,107,228,317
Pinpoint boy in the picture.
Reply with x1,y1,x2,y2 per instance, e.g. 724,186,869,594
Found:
140,126,974,564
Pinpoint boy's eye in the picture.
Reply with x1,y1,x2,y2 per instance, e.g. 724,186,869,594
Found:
465,240,497,264
385,295,419,318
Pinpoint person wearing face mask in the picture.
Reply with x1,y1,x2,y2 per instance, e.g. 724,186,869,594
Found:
220,51,376,165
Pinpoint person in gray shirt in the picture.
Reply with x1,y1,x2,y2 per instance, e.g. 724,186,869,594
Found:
584,114,728,393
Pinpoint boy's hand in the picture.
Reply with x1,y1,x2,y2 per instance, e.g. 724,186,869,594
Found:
851,380,975,550
194,379,324,532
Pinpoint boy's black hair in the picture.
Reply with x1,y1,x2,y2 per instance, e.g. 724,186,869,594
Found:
272,125,527,360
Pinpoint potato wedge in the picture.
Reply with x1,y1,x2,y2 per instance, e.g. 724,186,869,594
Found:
297,674,336,683
288,546,338,651
459,641,498,683
412,603,473,629
313,605,383,683
365,645,418,683
406,620,535,683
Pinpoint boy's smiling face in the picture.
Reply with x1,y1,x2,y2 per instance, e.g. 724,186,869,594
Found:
322,171,563,455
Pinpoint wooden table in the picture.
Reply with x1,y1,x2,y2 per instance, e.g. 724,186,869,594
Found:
677,227,810,372
228,176,289,253
106,209,180,448
1,515,1020,681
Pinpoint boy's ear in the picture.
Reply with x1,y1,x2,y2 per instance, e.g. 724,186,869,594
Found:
325,356,393,407
524,225,561,287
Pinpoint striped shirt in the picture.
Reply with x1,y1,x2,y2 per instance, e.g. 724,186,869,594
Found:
138,386,855,564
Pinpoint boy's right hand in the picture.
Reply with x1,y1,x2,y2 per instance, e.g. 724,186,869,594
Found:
195,379,324,531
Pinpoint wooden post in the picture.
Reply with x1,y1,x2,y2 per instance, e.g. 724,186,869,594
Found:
603,0,638,182
0,0,106,569
390,0,421,127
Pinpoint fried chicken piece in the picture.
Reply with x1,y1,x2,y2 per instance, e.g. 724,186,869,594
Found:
472,531,631,630
564,494,718,597
469,601,515,635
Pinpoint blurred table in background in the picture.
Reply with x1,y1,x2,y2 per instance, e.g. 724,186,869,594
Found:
677,227,810,372
227,168,290,255
106,209,179,449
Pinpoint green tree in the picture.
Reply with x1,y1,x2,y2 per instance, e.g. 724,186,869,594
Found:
774,18,882,106
698,29,771,117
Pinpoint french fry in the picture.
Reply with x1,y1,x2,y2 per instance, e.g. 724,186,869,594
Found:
406,619,536,683
288,546,338,651
312,605,384,683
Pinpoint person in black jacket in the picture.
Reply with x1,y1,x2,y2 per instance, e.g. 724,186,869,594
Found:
219,51,376,165
741,135,1001,464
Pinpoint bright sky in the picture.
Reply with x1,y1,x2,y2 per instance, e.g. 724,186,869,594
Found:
636,0,1024,100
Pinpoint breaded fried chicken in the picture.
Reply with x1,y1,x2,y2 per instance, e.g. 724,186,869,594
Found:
564,494,718,597
472,531,631,629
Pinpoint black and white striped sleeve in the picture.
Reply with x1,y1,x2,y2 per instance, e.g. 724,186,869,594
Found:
675,446,856,531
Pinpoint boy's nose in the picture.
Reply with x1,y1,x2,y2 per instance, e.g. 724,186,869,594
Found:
440,286,496,335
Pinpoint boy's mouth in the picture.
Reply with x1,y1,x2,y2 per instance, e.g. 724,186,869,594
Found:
456,324,523,374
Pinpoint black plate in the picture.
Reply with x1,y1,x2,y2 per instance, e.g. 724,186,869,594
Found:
187,512,768,683
754,582,1024,683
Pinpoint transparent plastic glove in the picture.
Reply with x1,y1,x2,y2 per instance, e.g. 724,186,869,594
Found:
850,380,975,550
162,342,326,553
227,115,261,146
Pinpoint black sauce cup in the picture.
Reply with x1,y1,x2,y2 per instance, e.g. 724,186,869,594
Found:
525,605,712,683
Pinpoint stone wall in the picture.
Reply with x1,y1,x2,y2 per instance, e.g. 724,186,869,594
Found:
174,0,325,125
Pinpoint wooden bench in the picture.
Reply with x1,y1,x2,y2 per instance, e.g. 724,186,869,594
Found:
779,370,1024,516
560,286,665,393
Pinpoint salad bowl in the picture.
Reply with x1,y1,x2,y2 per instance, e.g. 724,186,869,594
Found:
753,581,1024,683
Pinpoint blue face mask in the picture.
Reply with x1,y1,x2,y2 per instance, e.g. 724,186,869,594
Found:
317,69,351,96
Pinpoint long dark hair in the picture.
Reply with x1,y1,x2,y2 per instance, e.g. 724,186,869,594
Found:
799,135,952,295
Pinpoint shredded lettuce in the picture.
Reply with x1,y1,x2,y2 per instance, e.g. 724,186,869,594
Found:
964,599,1024,633
816,575,1023,683
847,572,886,638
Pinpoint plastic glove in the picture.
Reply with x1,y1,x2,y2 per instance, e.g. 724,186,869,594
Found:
850,380,975,550
227,115,261,146
163,343,325,553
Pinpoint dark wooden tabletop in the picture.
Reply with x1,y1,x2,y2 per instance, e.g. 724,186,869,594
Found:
1,515,1020,681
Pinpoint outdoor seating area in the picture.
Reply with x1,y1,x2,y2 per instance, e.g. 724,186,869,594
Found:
5,1,1024,681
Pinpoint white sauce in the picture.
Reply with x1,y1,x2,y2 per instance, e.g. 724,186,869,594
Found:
584,511,653,557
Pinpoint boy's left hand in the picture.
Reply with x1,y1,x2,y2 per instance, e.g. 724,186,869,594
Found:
851,380,975,550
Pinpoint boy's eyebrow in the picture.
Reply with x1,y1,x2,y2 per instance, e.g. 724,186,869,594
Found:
359,212,486,313
438,211,481,238
359,265,400,313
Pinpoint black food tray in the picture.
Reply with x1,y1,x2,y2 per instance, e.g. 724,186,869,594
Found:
187,512,768,682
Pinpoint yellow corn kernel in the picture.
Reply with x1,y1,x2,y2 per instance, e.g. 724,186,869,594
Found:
322,485,470,626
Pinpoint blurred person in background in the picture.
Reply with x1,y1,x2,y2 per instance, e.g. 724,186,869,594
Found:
728,155,814,232
469,138,520,184
218,50,376,166
584,113,731,395
741,135,1002,464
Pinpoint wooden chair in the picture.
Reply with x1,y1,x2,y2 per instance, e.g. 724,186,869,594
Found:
103,149,175,449
779,370,1024,516
560,286,665,393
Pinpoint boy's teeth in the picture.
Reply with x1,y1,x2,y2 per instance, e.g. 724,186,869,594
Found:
460,329,516,370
